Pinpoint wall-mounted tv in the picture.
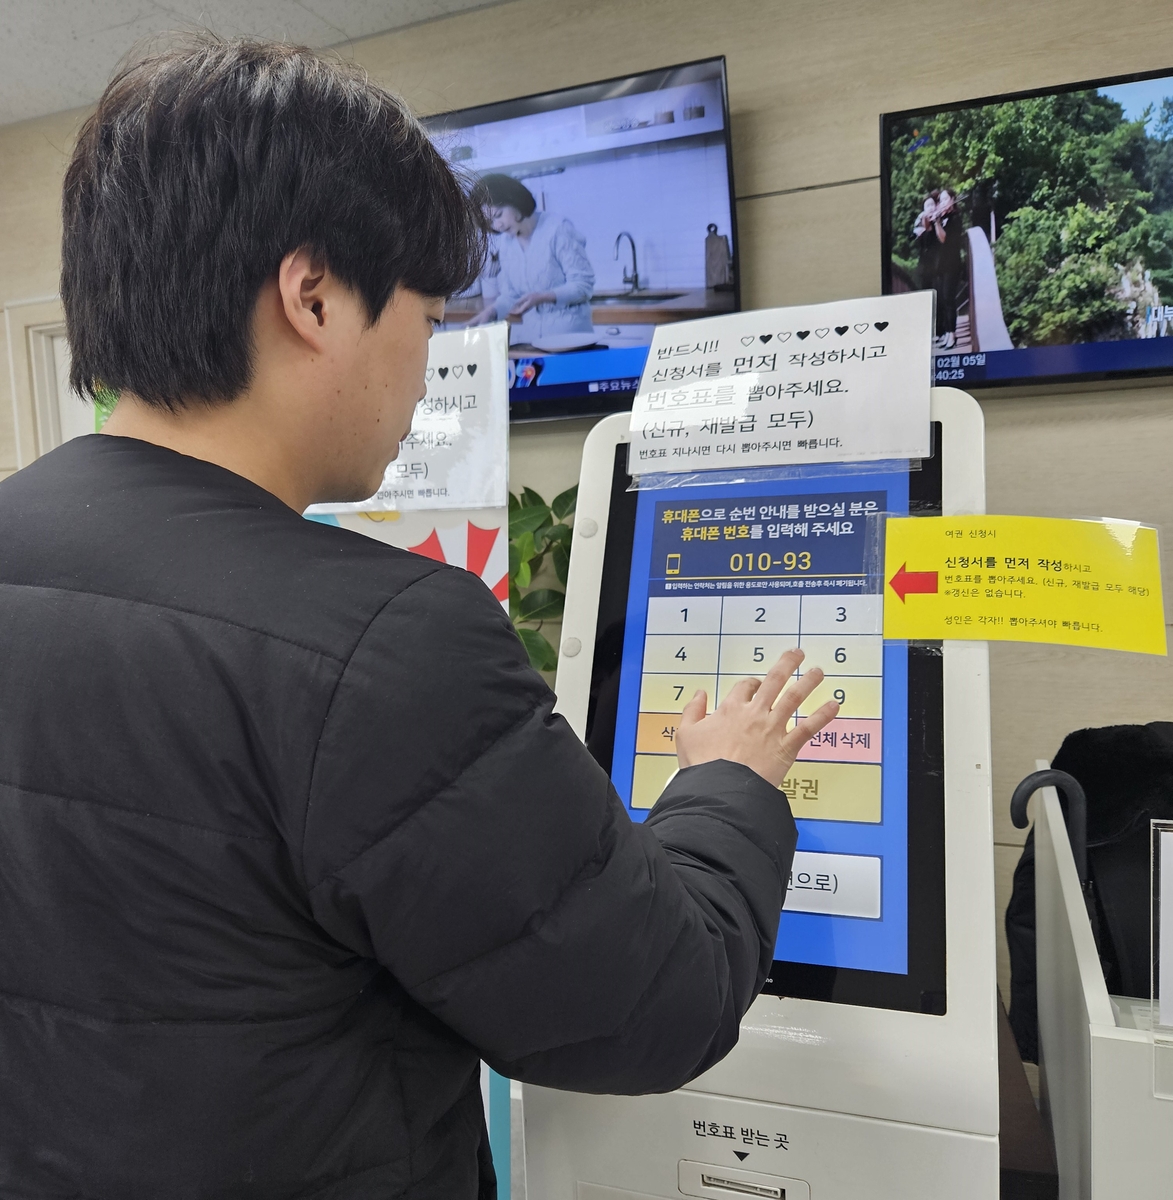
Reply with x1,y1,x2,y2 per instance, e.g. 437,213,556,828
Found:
422,58,739,420
882,67,1173,390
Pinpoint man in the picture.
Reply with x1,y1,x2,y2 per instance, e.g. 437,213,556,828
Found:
0,39,837,1199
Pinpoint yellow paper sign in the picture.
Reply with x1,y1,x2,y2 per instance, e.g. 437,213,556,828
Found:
883,516,1167,655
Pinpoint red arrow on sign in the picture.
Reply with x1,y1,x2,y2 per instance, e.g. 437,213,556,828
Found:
889,562,938,603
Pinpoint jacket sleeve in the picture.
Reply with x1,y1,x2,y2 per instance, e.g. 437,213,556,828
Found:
302,565,796,1095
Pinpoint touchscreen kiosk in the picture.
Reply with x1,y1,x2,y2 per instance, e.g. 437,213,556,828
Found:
525,389,999,1200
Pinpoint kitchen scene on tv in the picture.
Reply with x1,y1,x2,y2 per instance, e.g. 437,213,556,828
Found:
884,70,1173,385
423,59,736,416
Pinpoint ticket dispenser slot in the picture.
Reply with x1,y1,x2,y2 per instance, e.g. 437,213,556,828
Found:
678,1160,810,1200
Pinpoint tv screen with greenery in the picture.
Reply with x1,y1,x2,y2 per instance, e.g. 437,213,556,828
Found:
881,68,1173,389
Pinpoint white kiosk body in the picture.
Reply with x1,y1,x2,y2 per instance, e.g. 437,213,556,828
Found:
1033,765,1173,1197
526,389,999,1200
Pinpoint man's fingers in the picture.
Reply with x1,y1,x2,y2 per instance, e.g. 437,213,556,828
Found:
722,677,762,707
752,648,805,711
780,700,840,754
766,665,825,725
679,689,708,728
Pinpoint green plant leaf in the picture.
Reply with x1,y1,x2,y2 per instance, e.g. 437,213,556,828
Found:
520,486,546,508
516,627,558,672
539,522,571,564
552,540,570,586
509,504,551,538
518,588,565,622
515,560,531,590
508,491,520,512
515,530,536,564
543,523,571,547
531,519,557,554
508,540,521,580
551,484,578,519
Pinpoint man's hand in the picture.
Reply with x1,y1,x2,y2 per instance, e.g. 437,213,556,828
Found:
674,649,839,788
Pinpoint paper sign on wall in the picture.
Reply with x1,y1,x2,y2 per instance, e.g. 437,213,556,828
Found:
309,323,508,513
882,515,1167,655
627,291,933,475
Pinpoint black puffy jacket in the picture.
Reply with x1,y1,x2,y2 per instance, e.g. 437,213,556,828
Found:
0,435,797,1199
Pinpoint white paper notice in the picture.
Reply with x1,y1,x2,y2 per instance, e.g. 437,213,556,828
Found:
1161,828,1173,1029
627,291,933,475
309,323,508,513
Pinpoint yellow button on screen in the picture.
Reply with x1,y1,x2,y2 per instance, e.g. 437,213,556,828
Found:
798,634,883,677
631,754,678,810
798,674,882,720
642,634,720,674
640,673,717,713
717,635,799,676
781,761,882,823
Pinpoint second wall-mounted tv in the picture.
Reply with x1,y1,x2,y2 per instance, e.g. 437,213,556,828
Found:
423,57,739,420
882,67,1173,390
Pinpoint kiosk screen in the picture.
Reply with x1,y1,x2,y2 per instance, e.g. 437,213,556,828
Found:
585,439,946,1013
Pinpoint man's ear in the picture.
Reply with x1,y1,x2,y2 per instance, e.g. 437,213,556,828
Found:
277,247,332,352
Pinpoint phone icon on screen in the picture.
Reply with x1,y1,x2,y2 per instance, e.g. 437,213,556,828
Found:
666,553,681,575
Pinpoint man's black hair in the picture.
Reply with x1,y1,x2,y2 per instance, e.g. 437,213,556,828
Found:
62,38,486,410
477,174,537,218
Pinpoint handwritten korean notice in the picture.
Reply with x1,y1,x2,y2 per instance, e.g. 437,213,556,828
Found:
627,291,933,475
308,323,508,513
883,515,1166,655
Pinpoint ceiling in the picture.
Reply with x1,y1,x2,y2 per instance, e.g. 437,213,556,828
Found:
0,0,497,126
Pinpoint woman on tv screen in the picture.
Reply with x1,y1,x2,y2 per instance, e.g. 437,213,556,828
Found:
468,173,595,344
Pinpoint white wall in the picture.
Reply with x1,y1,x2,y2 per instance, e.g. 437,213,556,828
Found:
532,137,735,292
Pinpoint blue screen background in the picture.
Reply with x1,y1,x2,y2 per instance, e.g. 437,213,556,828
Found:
610,464,912,976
